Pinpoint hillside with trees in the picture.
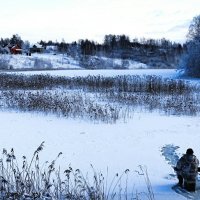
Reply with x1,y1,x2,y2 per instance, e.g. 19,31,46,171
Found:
78,35,183,69
0,34,184,69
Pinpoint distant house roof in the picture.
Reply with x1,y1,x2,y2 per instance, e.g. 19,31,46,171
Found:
30,43,43,49
3,46,10,53
29,43,44,53
11,44,21,50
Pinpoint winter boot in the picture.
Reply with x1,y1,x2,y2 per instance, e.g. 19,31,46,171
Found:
184,179,196,192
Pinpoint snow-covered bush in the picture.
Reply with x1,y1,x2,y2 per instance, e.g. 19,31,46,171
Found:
180,14,200,77
180,41,200,77
79,56,128,69
33,57,53,69
0,56,12,69
0,59,10,69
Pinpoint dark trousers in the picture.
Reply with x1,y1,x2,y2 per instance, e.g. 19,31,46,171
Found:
178,175,196,192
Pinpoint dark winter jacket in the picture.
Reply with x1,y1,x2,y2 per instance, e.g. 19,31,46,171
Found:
176,154,199,180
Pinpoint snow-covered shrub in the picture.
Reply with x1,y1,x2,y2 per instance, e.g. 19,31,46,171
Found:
79,56,102,69
33,57,53,69
0,56,12,69
79,55,128,69
179,14,200,77
0,59,9,69
103,59,121,69
180,41,200,77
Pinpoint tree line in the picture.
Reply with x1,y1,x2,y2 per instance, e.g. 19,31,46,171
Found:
4,26,200,74
78,35,184,58
0,34,184,57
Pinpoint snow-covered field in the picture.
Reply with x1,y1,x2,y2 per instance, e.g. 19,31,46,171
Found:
0,53,149,70
0,69,199,199
0,53,80,69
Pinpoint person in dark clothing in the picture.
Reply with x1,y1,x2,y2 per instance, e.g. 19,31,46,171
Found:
175,148,199,191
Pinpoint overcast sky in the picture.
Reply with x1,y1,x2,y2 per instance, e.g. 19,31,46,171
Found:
0,0,200,43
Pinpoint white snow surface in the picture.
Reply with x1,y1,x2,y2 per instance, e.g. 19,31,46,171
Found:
0,69,200,199
0,53,80,69
0,53,149,70
0,111,197,200
99,56,149,69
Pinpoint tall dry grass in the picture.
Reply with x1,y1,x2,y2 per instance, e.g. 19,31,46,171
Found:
0,73,199,122
0,143,154,200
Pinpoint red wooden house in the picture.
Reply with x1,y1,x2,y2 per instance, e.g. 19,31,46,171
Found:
10,45,22,54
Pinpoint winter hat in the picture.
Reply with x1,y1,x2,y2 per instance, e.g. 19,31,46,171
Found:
186,148,194,155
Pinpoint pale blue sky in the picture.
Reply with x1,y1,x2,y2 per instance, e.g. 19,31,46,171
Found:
0,0,200,43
